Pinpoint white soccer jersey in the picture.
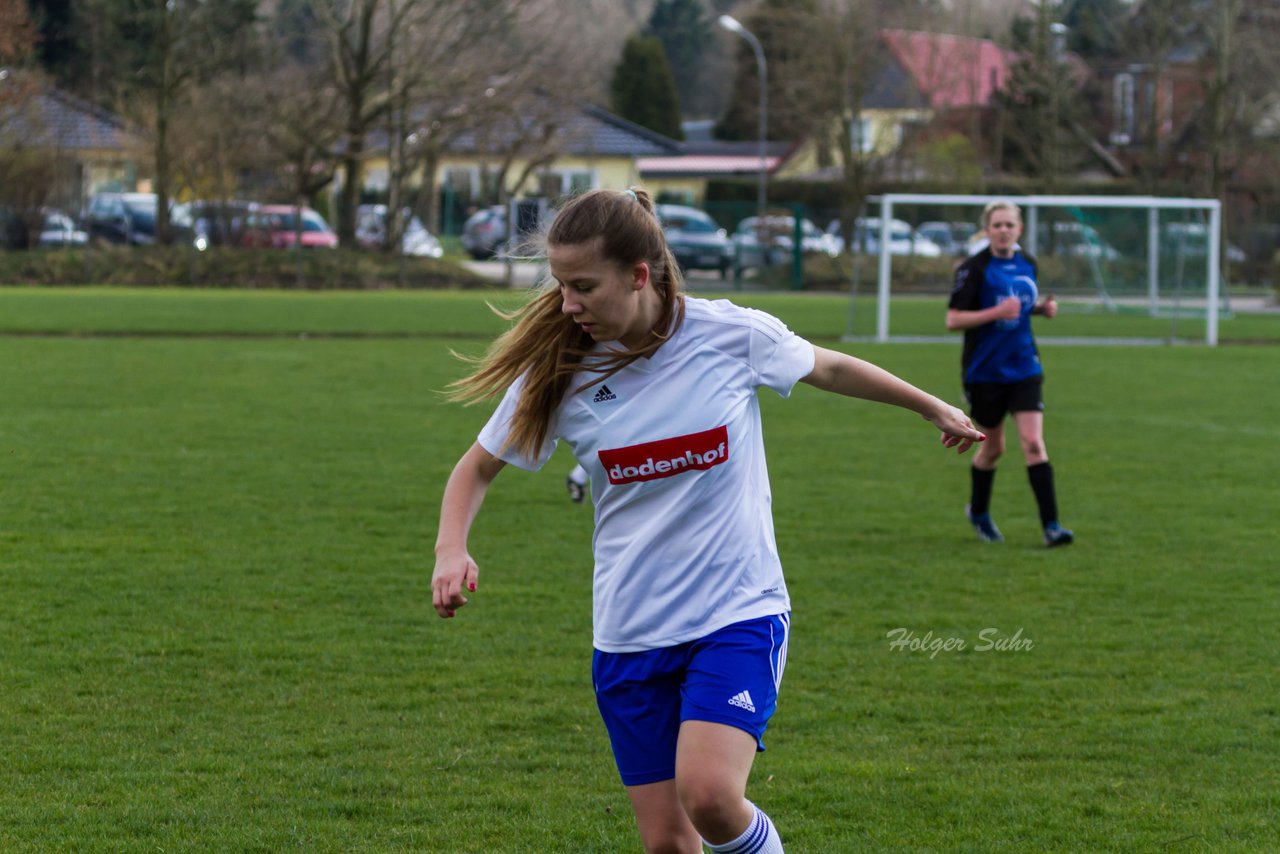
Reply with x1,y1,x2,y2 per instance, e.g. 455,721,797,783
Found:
478,297,816,653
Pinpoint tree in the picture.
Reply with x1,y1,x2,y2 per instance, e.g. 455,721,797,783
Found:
996,1,1088,191
611,34,683,139
311,0,392,245
646,0,714,118
715,0,814,143
378,0,533,241
1191,2,1280,200
0,0,59,248
716,0,934,249
1061,0,1131,61
4,0,40,65
74,0,259,243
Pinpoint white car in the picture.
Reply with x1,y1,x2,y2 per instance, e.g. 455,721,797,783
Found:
356,204,443,257
38,209,89,247
1033,222,1123,260
732,215,839,269
1161,221,1246,264
827,217,943,257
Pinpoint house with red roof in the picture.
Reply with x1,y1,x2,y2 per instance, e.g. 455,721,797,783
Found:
641,30,1031,200
781,27,1104,184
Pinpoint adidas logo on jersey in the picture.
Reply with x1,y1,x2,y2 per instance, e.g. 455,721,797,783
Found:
592,385,617,403
728,690,756,713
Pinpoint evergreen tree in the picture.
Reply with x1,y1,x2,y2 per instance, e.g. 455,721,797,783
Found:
998,2,1087,189
714,0,821,143
24,0,77,84
646,0,713,118
611,34,684,140
1062,0,1131,60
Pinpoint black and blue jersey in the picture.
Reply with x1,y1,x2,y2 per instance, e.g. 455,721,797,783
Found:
949,248,1044,384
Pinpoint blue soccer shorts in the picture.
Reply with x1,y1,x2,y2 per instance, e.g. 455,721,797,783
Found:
592,613,791,787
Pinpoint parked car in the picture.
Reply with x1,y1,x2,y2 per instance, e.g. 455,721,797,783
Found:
0,207,88,249
916,221,978,257
827,217,943,257
356,204,443,258
732,215,840,270
1033,221,1122,260
240,204,338,249
1160,221,1246,264
38,209,89,248
460,205,508,259
189,199,254,249
656,204,734,277
84,192,197,246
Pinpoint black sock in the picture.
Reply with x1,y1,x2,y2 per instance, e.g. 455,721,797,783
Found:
970,466,996,516
1027,461,1059,528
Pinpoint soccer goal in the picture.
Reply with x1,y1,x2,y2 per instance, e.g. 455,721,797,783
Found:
845,193,1225,346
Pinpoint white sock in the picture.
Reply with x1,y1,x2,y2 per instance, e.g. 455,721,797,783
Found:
568,464,588,486
704,803,784,854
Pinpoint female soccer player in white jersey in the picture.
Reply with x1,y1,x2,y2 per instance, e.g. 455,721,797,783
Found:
432,188,984,854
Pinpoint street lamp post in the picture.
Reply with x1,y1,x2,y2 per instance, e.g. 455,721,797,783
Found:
718,15,768,226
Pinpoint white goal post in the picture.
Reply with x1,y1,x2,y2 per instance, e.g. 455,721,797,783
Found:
861,193,1223,346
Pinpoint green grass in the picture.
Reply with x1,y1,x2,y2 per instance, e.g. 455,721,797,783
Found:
1,288,1277,852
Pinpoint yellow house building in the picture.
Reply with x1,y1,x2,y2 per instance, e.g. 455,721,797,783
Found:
360,101,681,229
0,81,146,210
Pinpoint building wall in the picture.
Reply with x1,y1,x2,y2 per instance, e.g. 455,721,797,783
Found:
362,152,641,203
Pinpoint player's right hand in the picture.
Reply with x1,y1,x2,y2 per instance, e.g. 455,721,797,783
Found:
432,551,479,618
994,295,1022,320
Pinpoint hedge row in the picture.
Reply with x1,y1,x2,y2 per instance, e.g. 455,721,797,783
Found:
0,246,492,289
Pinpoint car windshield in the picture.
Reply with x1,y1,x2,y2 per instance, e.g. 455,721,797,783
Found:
121,196,191,229
272,211,328,232
123,197,157,229
667,216,717,234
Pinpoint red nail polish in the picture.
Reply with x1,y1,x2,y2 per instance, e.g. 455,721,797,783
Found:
468,582,476,592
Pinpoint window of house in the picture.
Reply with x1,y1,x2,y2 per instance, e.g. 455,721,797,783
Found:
1111,73,1135,146
851,117,875,154
443,168,479,205
538,169,597,199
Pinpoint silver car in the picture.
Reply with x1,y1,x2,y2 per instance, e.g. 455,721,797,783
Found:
460,206,507,259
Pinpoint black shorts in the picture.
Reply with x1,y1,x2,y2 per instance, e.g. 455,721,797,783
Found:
964,375,1044,428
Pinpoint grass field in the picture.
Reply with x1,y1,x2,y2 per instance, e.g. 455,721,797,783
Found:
1,286,1277,853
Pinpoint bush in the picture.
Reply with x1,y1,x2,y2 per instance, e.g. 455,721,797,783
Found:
0,245,491,289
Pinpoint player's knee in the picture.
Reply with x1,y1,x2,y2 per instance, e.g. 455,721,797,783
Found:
677,780,740,840
977,437,1004,463
1021,438,1044,460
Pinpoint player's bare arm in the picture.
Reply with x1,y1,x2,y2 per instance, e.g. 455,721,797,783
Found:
433,443,506,618
945,297,1021,331
800,346,984,453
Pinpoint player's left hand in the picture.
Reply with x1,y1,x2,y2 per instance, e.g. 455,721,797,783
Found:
1039,295,1059,318
928,404,985,454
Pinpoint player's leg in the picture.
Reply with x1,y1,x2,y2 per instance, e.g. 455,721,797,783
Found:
676,721,784,852
595,647,702,853
1012,409,1048,465
626,781,703,854
964,383,1007,542
1011,386,1073,547
565,463,588,503
676,615,788,853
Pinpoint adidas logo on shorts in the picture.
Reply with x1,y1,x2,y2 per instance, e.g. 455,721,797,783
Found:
727,690,756,713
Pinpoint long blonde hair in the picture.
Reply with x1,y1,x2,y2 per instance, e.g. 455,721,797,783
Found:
448,188,685,459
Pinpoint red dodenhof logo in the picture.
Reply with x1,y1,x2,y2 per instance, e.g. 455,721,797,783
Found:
598,425,729,485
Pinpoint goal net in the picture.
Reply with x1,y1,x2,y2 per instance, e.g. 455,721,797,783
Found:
843,193,1225,346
